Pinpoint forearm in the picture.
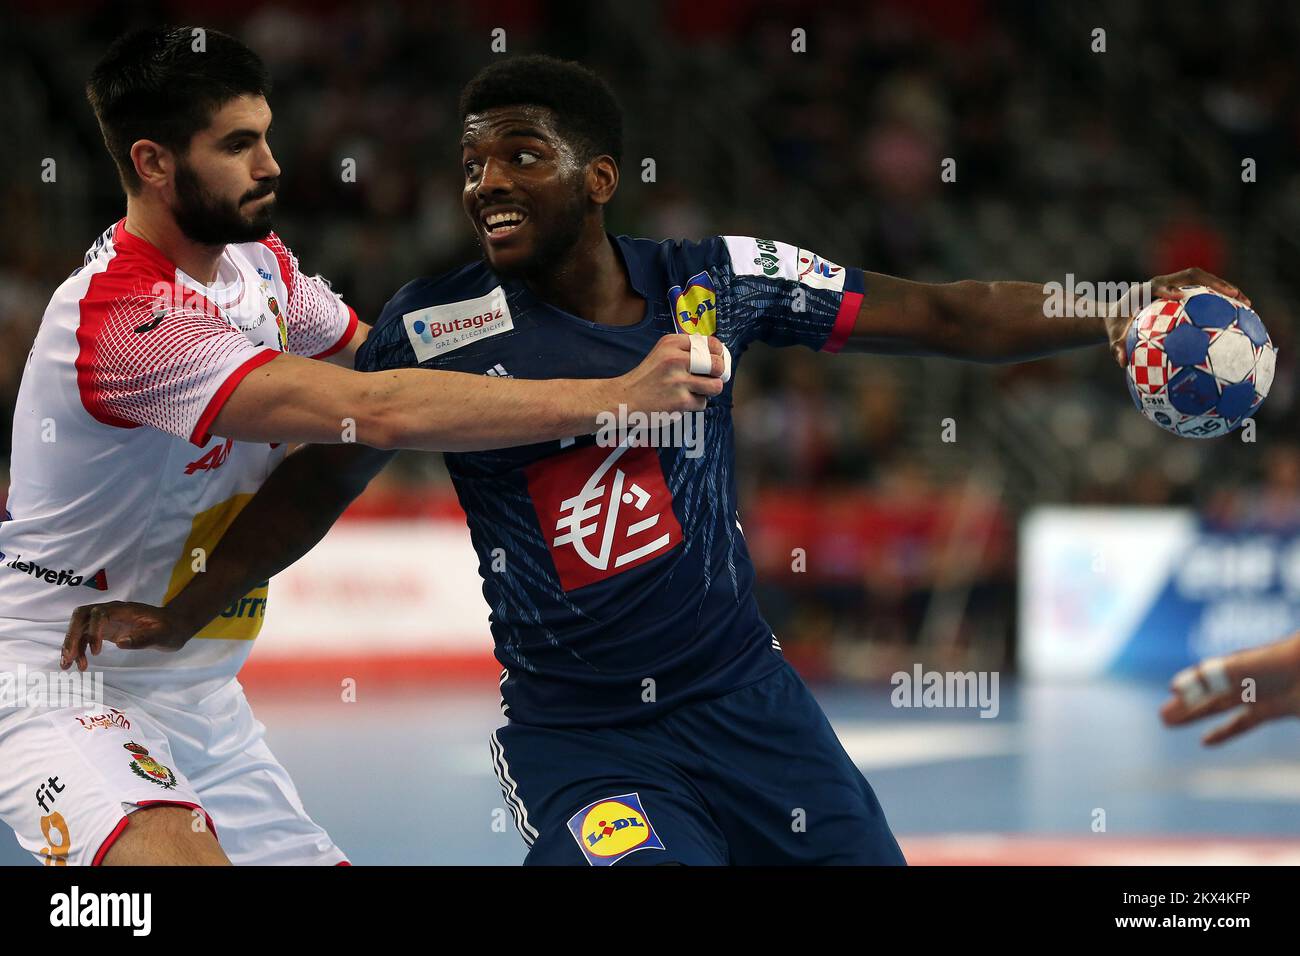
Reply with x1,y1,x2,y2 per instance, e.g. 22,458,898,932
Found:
214,356,616,451
353,368,613,451
928,279,1109,362
166,443,393,632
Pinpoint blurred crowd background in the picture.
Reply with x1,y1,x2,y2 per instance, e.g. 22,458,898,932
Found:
2,0,1297,679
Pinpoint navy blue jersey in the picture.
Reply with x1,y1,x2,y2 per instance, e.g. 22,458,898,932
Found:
355,235,865,726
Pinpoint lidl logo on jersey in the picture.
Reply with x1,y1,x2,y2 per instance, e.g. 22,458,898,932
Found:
669,272,718,335
1,553,107,590
525,443,683,591
567,792,664,865
402,287,514,362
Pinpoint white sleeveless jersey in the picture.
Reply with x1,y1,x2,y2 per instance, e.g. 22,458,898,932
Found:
0,219,356,706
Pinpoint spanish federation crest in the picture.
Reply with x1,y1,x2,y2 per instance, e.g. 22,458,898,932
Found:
123,741,177,790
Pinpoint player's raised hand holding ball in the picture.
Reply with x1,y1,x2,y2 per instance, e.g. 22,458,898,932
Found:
1108,268,1276,439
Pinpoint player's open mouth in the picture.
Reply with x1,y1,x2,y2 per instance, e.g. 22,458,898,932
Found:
481,208,528,240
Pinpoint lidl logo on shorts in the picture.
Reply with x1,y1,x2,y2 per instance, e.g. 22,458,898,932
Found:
567,792,664,866
669,272,717,335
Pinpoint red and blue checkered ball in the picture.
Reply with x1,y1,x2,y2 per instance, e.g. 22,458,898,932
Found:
1125,286,1277,438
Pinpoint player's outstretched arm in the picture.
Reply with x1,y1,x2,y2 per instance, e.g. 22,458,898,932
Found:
61,442,394,668
844,267,1248,364
210,333,728,451
1159,632,1300,745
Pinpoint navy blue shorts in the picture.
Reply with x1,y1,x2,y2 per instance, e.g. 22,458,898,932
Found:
489,661,905,866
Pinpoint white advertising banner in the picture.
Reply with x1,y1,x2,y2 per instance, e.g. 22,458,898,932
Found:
256,518,492,657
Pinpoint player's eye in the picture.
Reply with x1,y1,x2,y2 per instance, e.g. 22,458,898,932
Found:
464,160,482,179
515,150,539,166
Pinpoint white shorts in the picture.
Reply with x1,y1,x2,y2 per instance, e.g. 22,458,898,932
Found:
0,680,346,866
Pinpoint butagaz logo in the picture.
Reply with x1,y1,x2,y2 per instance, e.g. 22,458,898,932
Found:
753,238,781,276
402,287,514,361
49,886,152,936
525,443,682,592
2,553,107,590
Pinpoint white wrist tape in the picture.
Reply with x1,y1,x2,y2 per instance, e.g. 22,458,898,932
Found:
688,334,731,383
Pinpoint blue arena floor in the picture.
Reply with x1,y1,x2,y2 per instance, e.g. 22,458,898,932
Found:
3,677,1297,865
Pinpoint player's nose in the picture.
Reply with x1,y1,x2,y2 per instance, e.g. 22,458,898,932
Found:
475,157,513,197
255,144,281,181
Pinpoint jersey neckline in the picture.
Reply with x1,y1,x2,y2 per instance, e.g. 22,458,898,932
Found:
509,233,657,334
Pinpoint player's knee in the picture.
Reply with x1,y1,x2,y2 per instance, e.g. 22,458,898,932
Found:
100,804,230,866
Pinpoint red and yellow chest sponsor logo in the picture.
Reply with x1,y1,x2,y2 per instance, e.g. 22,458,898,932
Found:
525,444,681,592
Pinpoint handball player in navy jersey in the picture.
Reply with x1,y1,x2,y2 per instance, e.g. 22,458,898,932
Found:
71,55,1247,865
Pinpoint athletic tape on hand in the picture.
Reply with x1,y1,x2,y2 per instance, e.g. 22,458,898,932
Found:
688,334,731,383
1172,657,1231,709
1201,656,1231,694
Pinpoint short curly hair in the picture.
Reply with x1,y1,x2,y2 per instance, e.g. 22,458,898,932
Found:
459,55,623,166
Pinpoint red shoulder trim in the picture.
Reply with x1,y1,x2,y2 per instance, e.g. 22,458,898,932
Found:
312,304,359,360
189,348,279,446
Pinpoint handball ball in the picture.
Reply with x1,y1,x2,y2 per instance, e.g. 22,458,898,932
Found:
1125,286,1276,438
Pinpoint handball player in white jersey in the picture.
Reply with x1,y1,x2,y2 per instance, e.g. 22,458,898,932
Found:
0,27,727,866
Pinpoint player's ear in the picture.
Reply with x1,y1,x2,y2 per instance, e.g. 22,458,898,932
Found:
587,155,619,207
130,139,174,191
